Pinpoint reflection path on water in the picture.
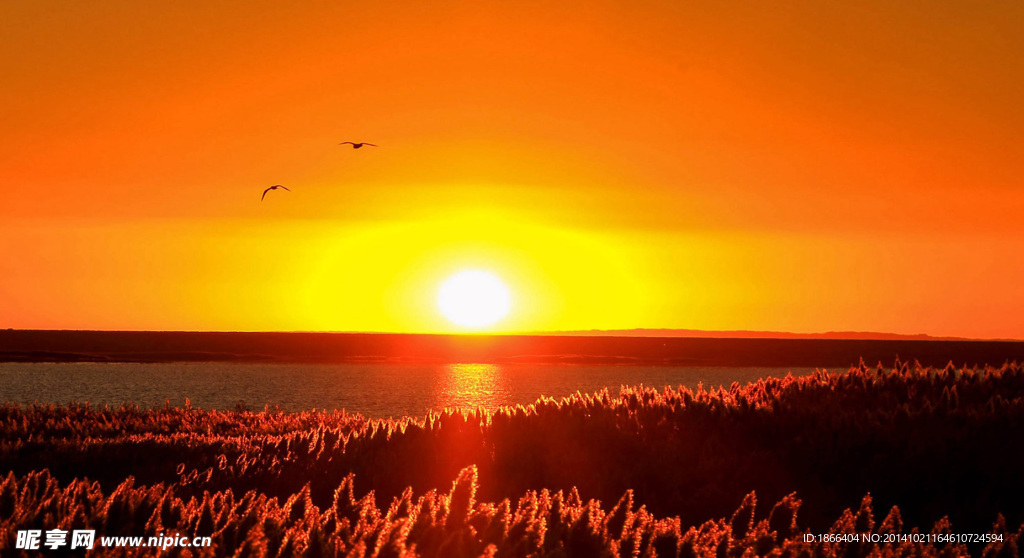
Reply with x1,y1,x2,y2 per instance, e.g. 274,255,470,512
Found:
433,363,510,412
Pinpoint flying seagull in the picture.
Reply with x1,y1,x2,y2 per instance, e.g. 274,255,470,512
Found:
338,141,378,149
261,184,290,201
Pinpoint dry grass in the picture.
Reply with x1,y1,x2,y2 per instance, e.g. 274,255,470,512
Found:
2,361,1022,556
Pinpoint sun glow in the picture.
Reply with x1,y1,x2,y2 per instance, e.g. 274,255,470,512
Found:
438,270,511,328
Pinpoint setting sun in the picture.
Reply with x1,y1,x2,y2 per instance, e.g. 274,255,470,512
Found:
438,270,511,328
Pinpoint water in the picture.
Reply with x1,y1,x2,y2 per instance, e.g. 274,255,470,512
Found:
0,362,822,418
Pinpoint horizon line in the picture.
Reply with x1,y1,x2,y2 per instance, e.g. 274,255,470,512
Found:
2,327,1020,342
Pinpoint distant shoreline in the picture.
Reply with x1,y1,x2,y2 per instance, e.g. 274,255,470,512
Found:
2,329,1024,368
529,328,1011,341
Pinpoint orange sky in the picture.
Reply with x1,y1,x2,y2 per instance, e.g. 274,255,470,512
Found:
1,1,1022,338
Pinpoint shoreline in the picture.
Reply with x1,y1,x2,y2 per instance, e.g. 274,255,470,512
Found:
3,329,1024,367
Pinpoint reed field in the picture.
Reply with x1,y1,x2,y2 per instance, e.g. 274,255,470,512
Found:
1,361,1022,557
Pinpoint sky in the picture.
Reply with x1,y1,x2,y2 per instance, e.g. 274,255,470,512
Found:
1,1,1022,338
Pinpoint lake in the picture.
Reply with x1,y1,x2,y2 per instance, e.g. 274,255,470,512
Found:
0,362,823,418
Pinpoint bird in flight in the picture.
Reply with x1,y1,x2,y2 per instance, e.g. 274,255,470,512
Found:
261,184,291,201
338,141,378,149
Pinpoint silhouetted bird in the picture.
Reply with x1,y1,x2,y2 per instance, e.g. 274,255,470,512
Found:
261,185,291,201
338,142,378,149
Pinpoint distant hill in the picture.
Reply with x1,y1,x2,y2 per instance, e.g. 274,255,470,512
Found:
531,329,987,341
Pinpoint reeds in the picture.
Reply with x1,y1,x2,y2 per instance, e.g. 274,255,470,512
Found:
1,361,1022,556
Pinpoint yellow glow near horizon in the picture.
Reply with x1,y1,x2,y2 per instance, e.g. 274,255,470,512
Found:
438,270,511,328
297,208,649,334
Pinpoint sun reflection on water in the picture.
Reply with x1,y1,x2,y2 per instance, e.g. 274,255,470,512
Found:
433,363,510,411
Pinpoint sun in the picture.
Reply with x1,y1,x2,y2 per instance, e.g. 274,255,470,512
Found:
438,270,512,328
